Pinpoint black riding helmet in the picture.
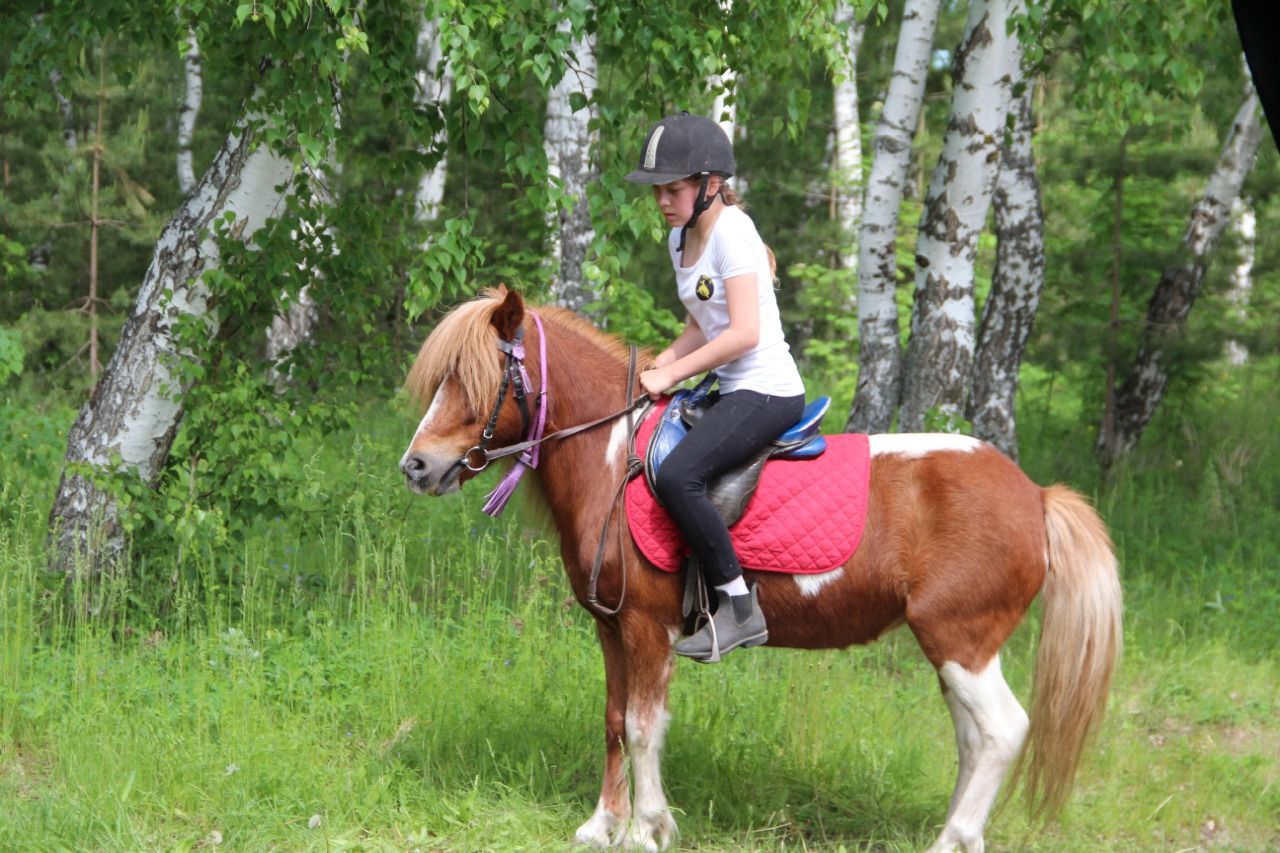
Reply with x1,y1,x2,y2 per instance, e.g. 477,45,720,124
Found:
625,112,736,251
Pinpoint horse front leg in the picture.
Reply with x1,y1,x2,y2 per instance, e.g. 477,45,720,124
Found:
575,619,631,848
621,614,678,852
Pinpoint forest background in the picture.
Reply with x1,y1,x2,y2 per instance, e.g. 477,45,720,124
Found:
1,0,1278,850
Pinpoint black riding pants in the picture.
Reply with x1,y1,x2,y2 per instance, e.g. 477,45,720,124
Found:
653,389,805,588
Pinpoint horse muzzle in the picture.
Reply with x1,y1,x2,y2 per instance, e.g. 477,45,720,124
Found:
399,449,464,496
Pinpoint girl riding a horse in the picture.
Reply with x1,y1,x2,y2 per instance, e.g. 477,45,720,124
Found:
626,111,805,662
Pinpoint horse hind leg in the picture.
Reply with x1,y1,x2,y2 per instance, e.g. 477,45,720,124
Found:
926,656,1029,853
942,679,981,823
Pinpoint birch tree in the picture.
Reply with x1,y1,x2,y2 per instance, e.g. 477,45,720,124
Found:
50,69,78,153
710,0,738,151
898,0,1021,432
832,0,864,274
49,114,294,575
176,27,202,196
1098,89,1264,468
413,14,452,228
543,7,598,314
967,80,1043,459
845,0,939,433
1224,195,1255,366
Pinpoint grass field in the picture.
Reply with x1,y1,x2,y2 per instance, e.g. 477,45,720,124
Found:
2,372,1278,851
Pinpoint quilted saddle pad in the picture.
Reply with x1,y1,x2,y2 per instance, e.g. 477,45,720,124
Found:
624,401,871,574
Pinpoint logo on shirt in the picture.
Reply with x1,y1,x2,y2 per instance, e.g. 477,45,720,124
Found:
695,275,714,301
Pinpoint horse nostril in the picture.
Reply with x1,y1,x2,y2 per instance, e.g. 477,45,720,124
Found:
402,452,428,478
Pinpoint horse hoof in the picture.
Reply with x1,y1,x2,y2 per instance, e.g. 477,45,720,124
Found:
624,811,676,852
575,809,626,849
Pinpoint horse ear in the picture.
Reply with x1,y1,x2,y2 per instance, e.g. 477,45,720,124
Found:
491,286,524,340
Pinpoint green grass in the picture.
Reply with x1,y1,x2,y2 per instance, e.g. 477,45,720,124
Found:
2,375,1279,851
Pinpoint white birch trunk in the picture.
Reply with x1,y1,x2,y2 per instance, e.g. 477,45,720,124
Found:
544,12,598,314
48,114,294,575
1224,195,1255,366
844,0,940,433
709,0,743,195
833,1,864,272
177,27,203,195
50,68,77,152
414,15,453,228
898,0,1021,433
710,72,737,142
266,283,319,380
968,80,1043,460
1102,90,1263,464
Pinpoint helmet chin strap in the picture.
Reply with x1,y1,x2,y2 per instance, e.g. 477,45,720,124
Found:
677,173,718,253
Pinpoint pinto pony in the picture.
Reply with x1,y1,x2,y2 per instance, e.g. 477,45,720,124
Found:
399,288,1122,853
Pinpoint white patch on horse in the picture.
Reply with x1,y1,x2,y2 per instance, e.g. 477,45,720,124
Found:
626,695,677,851
927,657,1029,853
399,384,451,470
574,797,626,848
794,567,844,597
604,416,630,475
870,433,982,459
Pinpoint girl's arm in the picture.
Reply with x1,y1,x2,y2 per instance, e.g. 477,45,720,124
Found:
640,273,759,397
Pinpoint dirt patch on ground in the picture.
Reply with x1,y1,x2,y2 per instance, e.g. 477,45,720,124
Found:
0,741,55,800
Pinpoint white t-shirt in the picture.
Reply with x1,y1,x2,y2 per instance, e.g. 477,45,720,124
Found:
668,205,805,396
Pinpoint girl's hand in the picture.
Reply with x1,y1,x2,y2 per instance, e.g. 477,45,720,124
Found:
639,367,673,400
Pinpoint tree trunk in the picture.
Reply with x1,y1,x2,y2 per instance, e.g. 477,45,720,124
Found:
88,65,104,377
845,0,940,433
1100,90,1263,466
967,81,1044,460
50,68,77,152
266,283,319,383
48,114,294,576
543,10,598,315
711,0,737,132
898,0,1021,433
710,0,741,194
414,15,453,227
832,0,864,273
1224,195,1255,365
177,27,203,196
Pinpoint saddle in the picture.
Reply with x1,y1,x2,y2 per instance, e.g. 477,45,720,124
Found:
642,373,831,526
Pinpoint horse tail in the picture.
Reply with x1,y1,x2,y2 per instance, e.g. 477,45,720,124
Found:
1014,484,1123,821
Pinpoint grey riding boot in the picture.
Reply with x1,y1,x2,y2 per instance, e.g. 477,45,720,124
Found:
674,584,768,663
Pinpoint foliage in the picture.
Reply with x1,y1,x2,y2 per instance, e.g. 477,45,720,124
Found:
2,371,1279,849
1022,0,1236,131
0,0,1276,563
0,326,22,384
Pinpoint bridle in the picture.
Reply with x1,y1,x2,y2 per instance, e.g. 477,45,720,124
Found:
437,310,650,617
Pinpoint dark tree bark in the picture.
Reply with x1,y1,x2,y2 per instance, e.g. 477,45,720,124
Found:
1098,90,1263,469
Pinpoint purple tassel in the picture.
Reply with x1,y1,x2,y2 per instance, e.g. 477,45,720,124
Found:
482,459,531,517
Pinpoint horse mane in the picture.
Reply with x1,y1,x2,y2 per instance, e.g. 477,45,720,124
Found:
404,288,638,415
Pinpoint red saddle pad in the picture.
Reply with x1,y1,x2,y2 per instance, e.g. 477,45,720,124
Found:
624,402,871,574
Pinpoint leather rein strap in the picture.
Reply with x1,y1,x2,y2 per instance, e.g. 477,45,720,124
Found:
586,350,652,617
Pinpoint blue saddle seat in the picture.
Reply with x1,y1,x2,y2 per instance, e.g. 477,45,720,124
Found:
773,397,830,459
644,386,830,490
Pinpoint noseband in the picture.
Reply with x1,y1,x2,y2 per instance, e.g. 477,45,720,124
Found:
442,311,647,519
